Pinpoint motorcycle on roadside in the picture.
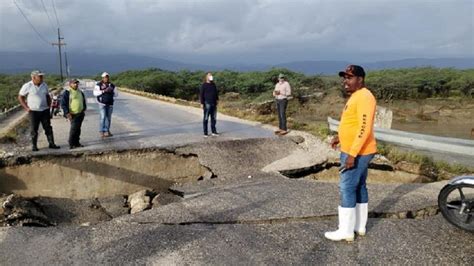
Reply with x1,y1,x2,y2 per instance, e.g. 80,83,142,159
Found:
50,95,62,118
438,175,474,232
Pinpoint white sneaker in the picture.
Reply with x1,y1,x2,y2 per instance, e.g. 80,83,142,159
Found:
211,133,219,136
325,206,356,242
203,134,209,138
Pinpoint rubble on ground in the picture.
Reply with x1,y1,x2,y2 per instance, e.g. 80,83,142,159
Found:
0,194,53,227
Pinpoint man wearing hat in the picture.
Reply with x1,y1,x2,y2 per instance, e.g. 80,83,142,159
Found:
273,73,291,135
325,65,377,242
61,79,87,149
18,70,60,151
93,72,117,138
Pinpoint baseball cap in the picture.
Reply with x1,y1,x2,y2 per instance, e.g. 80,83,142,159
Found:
31,70,45,76
338,65,366,78
278,73,286,79
69,78,80,84
101,72,110,78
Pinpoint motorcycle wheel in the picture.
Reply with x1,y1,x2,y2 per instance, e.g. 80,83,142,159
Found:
438,184,474,232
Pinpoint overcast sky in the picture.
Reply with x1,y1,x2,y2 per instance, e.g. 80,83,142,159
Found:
1,0,473,65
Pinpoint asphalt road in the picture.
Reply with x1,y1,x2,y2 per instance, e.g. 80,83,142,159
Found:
2,83,473,264
1,174,473,265
34,83,275,153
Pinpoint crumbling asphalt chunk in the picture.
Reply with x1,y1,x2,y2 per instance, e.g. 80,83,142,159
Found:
1,194,53,227
98,196,129,218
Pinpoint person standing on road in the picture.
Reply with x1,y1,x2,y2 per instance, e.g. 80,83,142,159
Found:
325,65,377,242
200,72,219,137
93,72,117,138
273,73,291,135
61,79,87,149
18,70,60,151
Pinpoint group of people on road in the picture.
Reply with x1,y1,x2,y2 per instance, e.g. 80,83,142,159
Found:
200,71,292,137
198,65,377,243
19,70,292,148
18,71,117,150
19,64,377,242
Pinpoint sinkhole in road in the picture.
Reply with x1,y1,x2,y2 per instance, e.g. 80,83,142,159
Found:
0,149,214,226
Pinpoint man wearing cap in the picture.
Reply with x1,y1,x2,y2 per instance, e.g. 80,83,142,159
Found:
273,73,291,135
325,65,377,242
18,70,60,151
93,72,117,138
61,79,87,149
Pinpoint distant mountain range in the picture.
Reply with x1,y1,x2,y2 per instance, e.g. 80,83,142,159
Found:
1,51,472,76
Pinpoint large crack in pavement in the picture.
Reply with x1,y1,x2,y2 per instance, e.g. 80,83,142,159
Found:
133,204,441,227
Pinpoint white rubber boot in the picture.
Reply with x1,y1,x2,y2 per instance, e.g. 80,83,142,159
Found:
355,203,368,236
325,206,355,242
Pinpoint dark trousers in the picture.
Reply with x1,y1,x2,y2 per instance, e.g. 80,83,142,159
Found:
69,112,85,146
29,109,55,147
276,99,288,131
203,103,217,135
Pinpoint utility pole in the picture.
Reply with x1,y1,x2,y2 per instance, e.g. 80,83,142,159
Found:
52,28,66,82
64,51,70,78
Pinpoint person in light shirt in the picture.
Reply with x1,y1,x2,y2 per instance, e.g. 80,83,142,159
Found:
18,70,60,151
273,73,291,135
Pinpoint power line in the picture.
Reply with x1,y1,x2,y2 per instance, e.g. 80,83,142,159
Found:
51,0,60,27
13,0,51,45
40,0,56,33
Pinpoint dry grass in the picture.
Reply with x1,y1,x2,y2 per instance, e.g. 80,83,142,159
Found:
377,143,472,180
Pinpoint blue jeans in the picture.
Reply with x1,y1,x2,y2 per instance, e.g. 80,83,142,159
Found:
99,105,113,133
339,152,375,208
203,103,217,135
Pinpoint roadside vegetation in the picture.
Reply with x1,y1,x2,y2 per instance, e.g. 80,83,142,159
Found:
109,67,474,177
0,74,62,111
377,143,472,180
2,68,472,176
109,67,474,101
110,67,474,136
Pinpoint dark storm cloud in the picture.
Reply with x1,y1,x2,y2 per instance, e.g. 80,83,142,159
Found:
1,0,472,64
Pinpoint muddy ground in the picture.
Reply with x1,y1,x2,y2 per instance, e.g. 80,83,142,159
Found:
221,90,474,140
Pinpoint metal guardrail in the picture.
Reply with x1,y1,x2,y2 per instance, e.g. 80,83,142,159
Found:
0,105,21,122
328,117,474,157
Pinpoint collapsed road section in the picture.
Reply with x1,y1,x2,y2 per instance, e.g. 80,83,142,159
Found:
0,136,463,228
0,148,213,226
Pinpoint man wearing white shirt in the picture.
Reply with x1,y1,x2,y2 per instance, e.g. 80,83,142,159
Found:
18,70,60,151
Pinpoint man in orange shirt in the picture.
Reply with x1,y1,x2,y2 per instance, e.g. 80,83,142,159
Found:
325,65,377,242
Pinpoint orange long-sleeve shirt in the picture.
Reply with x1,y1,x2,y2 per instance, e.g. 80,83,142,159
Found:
339,87,377,157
